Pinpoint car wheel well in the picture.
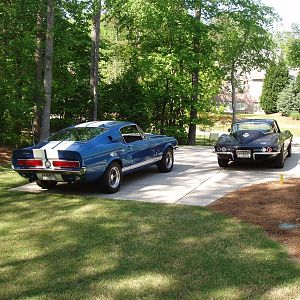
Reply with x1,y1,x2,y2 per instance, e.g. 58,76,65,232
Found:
165,145,173,152
109,159,122,169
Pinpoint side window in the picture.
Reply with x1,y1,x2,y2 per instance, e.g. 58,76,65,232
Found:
121,125,144,143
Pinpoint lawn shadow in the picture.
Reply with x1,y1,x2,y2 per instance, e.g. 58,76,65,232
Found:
0,185,300,299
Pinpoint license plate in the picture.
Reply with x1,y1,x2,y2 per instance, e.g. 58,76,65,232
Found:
236,150,251,158
42,174,57,181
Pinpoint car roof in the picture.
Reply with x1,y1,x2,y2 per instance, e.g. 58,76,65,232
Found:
74,121,135,129
234,119,275,125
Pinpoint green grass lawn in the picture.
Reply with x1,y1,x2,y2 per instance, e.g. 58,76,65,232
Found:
196,112,300,145
205,112,300,137
1,169,300,299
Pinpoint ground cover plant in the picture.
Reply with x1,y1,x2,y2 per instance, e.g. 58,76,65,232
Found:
1,169,300,299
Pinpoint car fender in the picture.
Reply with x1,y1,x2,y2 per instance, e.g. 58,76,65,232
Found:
162,142,176,153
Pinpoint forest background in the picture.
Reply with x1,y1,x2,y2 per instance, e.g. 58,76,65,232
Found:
1,0,299,147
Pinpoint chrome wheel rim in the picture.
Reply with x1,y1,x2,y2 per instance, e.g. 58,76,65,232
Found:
109,166,121,189
166,151,173,169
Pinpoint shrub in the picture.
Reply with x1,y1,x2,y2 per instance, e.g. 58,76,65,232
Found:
277,81,300,116
260,59,290,114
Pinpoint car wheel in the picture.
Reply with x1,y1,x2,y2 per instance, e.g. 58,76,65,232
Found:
274,147,284,168
218,157,229,168
102,161,122,193
287,143,292,157
157,147,174,173
36,180,57,189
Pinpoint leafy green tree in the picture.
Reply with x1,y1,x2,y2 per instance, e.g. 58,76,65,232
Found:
287,39,300,67
286,24,300,67
0,0,38,146
215,0,277,123
260,59,290,114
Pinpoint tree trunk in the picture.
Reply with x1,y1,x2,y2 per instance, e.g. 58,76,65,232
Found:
90,0,101,121
188,8,201,145
39,0,54,141
32,1,44,143
230,64,237,124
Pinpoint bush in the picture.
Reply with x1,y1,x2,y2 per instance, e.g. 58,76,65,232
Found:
277,81,300,116
260,59,290,114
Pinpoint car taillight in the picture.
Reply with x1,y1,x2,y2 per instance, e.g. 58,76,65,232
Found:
52,160,80,168
17,159,43,167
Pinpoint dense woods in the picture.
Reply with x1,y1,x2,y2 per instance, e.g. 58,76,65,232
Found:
0,0,278,146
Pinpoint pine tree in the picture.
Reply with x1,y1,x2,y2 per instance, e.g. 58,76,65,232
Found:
260,58,290,114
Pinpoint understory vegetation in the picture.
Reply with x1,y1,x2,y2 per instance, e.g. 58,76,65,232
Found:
0,0,278,146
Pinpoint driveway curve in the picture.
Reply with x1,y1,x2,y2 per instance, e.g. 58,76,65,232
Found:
12,145,300,206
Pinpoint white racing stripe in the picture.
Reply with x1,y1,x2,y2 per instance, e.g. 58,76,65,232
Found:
32,149,46,159
41,141,61,149
122,157,162,172
41,141,76,151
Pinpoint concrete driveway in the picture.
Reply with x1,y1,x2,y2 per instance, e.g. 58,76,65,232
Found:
12,145,300,206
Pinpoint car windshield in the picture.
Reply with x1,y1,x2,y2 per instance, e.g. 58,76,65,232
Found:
232,122,273,133
47,127,107,142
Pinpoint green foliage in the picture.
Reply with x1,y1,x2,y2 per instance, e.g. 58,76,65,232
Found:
277,81,298,116
214,1,277,121
287,38,300,67
260,59,290,114
0,0,280,145
289,111,300,120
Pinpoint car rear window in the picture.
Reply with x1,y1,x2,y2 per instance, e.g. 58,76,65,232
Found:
233,122,273,132
47,127,107,142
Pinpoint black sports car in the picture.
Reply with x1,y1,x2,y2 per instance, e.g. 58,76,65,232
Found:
214,119,293,168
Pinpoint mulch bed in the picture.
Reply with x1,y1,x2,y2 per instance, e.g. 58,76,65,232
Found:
209,179,300,263
0,146,13,166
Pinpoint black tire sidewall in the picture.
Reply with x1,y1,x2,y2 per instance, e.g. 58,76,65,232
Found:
36,180,57,189
103,161,122,193
158,148,174,172
274,147,284,168
218,157,229,168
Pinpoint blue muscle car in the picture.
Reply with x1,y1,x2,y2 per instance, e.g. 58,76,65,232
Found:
214,119,293,168
12,121,178,193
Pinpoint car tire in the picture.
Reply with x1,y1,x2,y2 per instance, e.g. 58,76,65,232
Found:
102,161,122,193
274,147,284,168
36,180,57,189
157,147,174,173
287,143,292,157
218,157,229,168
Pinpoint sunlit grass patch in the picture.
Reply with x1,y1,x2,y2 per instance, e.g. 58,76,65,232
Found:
0,171,300,299
204,112,300,137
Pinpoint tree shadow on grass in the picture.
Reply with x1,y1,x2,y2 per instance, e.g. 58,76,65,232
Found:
0,186,300,299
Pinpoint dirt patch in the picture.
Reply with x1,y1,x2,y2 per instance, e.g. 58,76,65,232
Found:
209,179,300,262
0,146,13,166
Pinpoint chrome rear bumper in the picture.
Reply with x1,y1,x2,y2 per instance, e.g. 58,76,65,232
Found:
12,166,86,175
